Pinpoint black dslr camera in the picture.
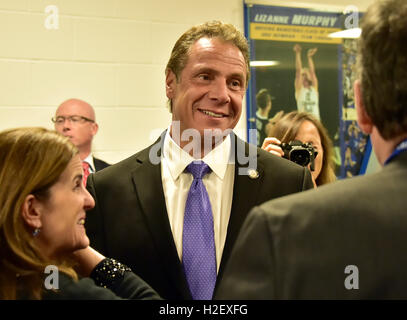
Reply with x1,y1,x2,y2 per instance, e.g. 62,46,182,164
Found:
280,140,318,171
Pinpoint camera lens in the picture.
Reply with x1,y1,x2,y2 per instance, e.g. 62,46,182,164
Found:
290,149,311,166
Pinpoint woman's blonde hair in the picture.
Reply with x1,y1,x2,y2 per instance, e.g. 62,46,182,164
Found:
0,127,79,299
269,111,336,186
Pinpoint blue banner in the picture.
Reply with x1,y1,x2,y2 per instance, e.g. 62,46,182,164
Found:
245,3,367,179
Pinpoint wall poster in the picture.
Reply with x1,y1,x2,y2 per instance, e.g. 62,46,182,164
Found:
244,2,369,178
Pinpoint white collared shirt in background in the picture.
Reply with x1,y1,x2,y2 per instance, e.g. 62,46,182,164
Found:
83,154,95,174
161,128,235,273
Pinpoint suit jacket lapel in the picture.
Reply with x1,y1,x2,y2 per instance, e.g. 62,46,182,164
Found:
130,132,263,297
131,132,191,299
217,135,264,283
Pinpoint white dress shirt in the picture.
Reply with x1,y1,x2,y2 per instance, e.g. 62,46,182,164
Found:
161,128,235,272
83,154,95,173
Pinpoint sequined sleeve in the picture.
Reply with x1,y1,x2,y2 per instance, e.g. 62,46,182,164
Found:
90,258,132,289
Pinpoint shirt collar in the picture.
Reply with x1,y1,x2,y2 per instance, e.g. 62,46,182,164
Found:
163,127,231,181
83,154,95,173
256,110,268,120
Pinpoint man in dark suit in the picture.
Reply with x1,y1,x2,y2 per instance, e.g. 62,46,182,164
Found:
53,98,110,184
85,21,313,300
215,0,407,299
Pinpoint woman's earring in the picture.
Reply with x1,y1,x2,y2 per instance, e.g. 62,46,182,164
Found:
33,228,41,237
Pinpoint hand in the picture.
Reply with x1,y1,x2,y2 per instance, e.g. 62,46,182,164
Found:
261,137,284,157
71,246,106,277
293,44,301,52
307,48,317,57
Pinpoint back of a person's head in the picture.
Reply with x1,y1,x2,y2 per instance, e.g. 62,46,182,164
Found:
0,127,77,299
166,20,250,85
269,111,336,185
256,89,271,110
358,0,407,139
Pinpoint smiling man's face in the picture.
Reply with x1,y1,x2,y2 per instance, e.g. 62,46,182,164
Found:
166,37,247,144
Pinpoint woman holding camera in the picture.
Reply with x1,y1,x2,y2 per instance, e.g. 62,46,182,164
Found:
262,111,336,187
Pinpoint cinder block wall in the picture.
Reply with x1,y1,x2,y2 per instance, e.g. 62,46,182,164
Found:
0,0,372,164
0,0,243,163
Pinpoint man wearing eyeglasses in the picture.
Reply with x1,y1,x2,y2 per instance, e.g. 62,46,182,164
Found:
53,98,110,185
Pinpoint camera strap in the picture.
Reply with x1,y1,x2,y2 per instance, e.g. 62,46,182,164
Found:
384,138,407,166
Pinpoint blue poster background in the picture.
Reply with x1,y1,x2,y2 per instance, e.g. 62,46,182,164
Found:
244,3,369,178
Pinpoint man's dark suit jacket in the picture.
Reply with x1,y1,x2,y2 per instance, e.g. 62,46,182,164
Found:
86,133,313,300
93,157,110,171
215,152,407,299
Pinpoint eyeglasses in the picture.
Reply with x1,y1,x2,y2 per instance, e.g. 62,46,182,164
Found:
51,115,95,126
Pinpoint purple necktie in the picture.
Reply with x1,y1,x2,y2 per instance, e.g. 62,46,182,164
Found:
182,161,217,300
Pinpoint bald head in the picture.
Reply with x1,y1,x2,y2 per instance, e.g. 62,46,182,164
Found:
56,98,96,121
54,98,98,159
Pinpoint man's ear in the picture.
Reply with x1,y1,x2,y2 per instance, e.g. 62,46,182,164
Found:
354,80,373,135
21,194,43,230
166,70,177,100
91,122,99,136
